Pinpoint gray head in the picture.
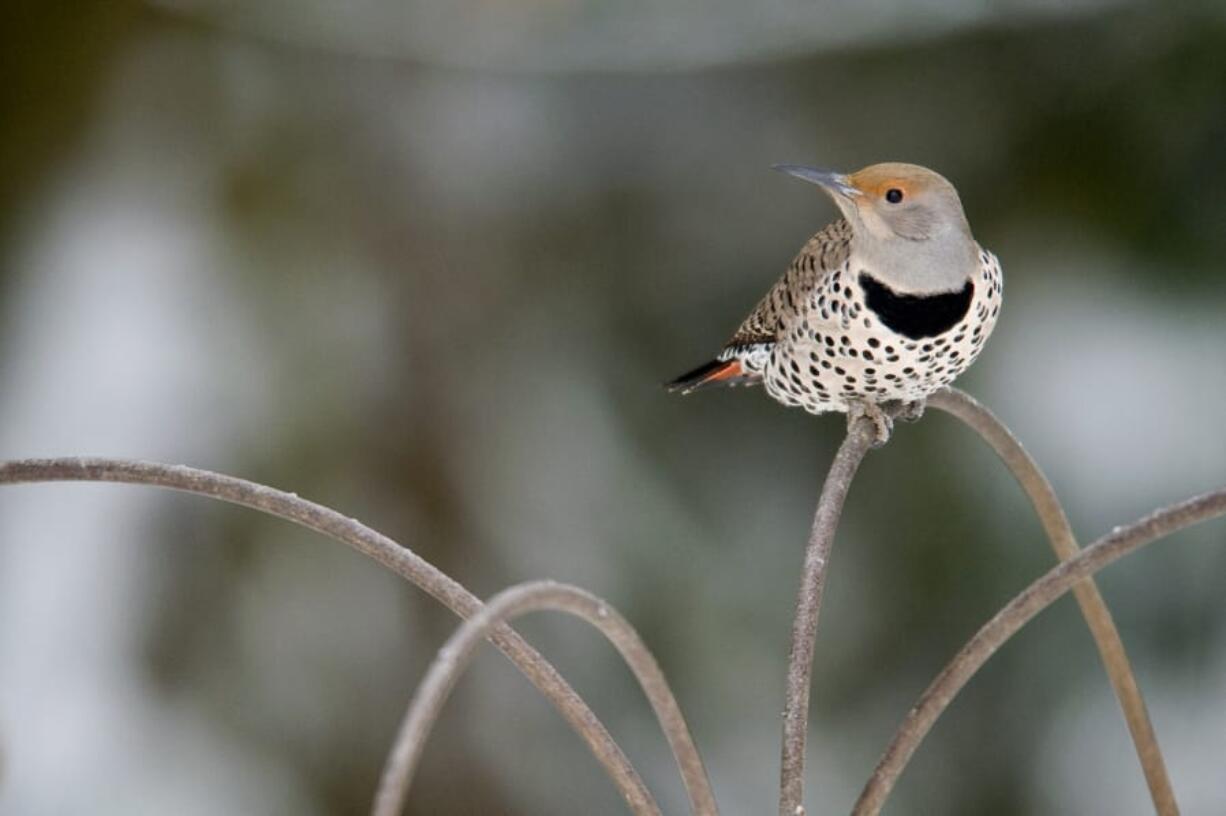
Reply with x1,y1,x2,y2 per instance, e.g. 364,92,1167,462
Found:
775,162,980,294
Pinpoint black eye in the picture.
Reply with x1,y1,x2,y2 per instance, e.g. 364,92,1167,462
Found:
885,188,904,204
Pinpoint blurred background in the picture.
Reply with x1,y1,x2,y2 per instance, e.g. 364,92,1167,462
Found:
3,1,1225,814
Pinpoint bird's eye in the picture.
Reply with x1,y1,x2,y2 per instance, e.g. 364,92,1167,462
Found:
885,188,904,204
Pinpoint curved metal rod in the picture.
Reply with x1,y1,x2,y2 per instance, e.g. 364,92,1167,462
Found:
779,417,879,816
929,387,1176,814
853,487,1226,814
0,458,661,816
372,580,718,816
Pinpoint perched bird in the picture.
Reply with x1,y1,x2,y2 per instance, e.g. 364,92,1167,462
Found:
667,162,1002,442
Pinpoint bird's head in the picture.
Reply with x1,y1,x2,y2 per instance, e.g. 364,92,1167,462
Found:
774,162,971,242
774,161,978,292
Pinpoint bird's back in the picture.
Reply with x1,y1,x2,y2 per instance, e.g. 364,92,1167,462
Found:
726,219,854,351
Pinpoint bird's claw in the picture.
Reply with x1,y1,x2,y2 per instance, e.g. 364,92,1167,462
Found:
898,399,926,423
847,401,893,448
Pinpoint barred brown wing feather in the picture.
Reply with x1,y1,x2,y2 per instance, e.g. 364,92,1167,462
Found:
725,219,852,349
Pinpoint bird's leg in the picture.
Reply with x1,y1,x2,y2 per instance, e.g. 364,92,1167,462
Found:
897,398,926,423
847,401,893,447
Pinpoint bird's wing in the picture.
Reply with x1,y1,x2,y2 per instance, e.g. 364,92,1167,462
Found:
724,218,853,350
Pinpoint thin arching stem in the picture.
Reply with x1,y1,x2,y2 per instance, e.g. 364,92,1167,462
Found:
929,387,1177,814
373,580,718,816
779,416,879,816
0,458,661,816
853,487,1226,815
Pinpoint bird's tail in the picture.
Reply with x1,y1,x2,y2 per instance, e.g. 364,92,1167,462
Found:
665,359,760,394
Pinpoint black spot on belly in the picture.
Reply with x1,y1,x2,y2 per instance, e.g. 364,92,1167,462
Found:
858,273,974,340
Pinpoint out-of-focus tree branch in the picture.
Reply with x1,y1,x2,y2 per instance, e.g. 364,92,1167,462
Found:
373,580,716,816
854,486,1226,815
0,458,661,816
929,387,1177,814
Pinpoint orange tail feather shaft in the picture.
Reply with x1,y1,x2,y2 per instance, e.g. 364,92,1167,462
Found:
665,359,760,394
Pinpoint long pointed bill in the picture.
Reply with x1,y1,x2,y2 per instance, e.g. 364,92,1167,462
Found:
772,164,860,199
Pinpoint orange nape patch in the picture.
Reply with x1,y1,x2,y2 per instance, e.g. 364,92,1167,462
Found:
848,162,946,201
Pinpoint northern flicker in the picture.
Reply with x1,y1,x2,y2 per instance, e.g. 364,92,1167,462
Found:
667,162,1002,442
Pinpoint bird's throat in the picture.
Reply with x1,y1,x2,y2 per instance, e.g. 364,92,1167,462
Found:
858,273,974,340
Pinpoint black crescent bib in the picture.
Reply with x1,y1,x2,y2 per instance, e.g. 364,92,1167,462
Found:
858,272,974,340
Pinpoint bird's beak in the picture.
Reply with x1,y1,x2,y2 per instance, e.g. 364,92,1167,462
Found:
772,165,861,200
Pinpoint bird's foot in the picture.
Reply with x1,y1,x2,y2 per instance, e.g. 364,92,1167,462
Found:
847,401,893,448
897,398,926,423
